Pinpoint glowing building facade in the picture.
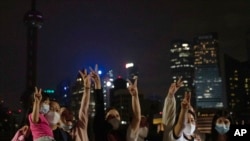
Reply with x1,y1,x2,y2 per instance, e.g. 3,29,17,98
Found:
193,33,224,108
224,54,250,115
102,70,114,110
169,40,195,106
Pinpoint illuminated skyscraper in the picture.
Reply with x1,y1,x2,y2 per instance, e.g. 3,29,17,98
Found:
193,33,224,108
169,40,195,106
102,70,114,110
224,54,250,123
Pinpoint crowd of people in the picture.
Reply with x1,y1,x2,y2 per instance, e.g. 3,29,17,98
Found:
11,65,246,141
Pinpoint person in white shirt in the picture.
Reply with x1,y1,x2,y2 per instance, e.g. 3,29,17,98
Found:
162,77,201,141
126,77,142,141
137,116,149,141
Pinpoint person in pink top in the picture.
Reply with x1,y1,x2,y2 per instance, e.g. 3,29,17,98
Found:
29,87,55,141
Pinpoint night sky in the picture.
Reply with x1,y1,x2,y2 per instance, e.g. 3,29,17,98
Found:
1,0,250,110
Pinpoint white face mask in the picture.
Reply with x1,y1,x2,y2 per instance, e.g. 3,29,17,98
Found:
139,127,149,138
40,103,50,114
183,123,196,135
108,118,120,130
45,111,60,125
60,123,73,132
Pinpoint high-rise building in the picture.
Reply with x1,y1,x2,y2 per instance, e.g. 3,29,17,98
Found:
169,40,195,107
193,33,224,108
24,0,43,91
20,0,44,124
224,55,242,110
224,54,250,123
102,70,114,110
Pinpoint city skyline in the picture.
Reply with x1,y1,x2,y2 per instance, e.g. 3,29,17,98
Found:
1,0,250,110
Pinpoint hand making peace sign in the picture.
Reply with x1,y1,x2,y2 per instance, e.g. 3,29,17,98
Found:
79,69,91,89
34,87,42,102
181,91,191,110
89,64,101,89
168,76,184,97
127,77,138,96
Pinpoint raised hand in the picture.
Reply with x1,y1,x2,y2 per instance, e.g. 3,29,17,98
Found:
127,77,138,96
34,87,42,103
31,87,42,123
79,69,91,89
89,64,101,89
20,125,30,138
181,91,191,110
168,76,183,97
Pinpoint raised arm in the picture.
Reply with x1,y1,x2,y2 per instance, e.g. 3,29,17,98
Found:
90,64,106,141
162,77,183,127
31,87,42,123
128,77,141,132
89,64,101,90
78,69,91,125
173,91,191,137
162,77,183,141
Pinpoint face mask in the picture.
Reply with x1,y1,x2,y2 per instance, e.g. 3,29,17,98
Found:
108,118,120,130
215,124,230,134
40,103,50,114
183,123,196,135
60,123,73,131
45,111,60,125
139,127,149,138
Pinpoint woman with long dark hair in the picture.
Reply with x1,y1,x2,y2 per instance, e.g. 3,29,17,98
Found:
207,109,233,141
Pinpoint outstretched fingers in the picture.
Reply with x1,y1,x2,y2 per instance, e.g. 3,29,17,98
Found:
34,86,42,101
176,76,183,88
182,91,191,109
79,69,87,79
89,64,98,73
185,91,191,104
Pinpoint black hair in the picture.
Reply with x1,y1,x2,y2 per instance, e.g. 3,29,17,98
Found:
41,92,50,102
105,106,118,116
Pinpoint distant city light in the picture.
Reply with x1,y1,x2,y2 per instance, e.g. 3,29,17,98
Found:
64,86,67,90
8,110,12,114
106,81,112,87
44,89,55,94
182,43,189,47
98,70,102,75
121,121,127,125
125,63,134,68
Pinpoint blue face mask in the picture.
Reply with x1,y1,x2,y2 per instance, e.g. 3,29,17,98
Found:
215,124,230,134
